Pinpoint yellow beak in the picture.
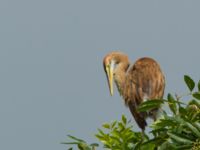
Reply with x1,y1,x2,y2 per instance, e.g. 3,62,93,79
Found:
106,66,114,96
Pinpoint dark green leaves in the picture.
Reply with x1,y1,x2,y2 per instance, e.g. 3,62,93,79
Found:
122,114,127,125
63,75,200,150
193,92,200,100
184,75,200,100
167,94,177,114
184,75,195,92
185,122,200,138
167,132,193,144
198,80,200,91
61,135,99,150
95,115,144,150
102,123,110,129
138,99,163,112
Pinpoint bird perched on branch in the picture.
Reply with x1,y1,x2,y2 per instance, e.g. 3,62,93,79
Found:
103,51,165,131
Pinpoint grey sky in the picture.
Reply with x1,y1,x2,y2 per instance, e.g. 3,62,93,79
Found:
0,1,200,150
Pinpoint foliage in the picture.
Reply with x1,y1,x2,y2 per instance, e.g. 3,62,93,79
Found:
95,115,154,150
62,75,200,150
61,135,98,150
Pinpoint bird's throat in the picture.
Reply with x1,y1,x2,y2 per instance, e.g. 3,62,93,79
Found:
114,65,128,96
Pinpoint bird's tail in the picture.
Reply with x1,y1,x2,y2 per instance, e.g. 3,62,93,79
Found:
128,101,147,131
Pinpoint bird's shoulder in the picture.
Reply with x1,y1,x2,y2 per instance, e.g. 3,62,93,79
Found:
126,57,164,88
128,57,160,73
133,57,158,67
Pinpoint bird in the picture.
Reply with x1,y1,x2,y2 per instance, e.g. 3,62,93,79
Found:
103,51,165,131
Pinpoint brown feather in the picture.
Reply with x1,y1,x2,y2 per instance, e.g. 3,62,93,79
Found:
103,52,165,130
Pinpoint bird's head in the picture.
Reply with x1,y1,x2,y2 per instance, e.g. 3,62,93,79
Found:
103,55,115,96
103,51,129,96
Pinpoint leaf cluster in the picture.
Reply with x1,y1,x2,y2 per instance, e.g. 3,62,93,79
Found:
61,135,98,150
95,115,152,150
62,75,200,150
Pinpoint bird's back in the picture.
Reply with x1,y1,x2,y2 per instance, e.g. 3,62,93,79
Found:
122,57,165,130
124,57,165,104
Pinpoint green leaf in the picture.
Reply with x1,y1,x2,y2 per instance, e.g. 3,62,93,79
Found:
167,132,193,144
138,99,163,112
150,128,168,136
61,142,80,145
95,134,108,146
167,94,177,115
95,134,105,141
140,142,156,150
152,118,178,129
111,121,117,128
67,135,85,143
198,80,200,91
173,145,193,149
179,106,187,116
109,135,121,144
184,75,195,92
158,140,174,150
118,122,125,131
122,115,127,125
142,137,167,147
102,123,110,129
90,143,99,147
185,122,200,138
193,122,200,131
78,143,91,150
97,129,105,136
193,92,200,100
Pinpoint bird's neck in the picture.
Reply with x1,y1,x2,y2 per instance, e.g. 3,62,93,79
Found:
114,63,129,96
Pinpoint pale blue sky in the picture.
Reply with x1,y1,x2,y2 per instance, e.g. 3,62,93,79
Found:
0,1,200,150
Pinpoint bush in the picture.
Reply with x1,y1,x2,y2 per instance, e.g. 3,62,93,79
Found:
62,75,200,150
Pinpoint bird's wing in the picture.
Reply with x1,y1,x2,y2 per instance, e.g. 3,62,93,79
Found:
124,57,165,129
128,99,147,130
128,57,165,105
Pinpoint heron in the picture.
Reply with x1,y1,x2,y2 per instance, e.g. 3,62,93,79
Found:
103,51,165,131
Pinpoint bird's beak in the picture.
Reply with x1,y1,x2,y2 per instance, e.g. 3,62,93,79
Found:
106,65,114,96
